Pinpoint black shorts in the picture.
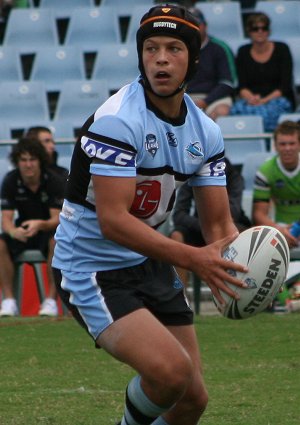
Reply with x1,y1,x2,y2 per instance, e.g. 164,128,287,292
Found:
53,258,194,342
0,232,52,260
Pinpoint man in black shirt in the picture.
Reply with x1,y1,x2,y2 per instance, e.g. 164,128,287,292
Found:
0,138,64,316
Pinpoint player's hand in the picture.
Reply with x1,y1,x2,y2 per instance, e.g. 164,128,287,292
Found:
190,232,248,306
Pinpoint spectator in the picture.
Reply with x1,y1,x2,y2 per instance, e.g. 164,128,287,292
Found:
252,120,300,248
170,158,251,287
230,12,294,132
187,7,236,121
25,126,69,182
0,138,64,317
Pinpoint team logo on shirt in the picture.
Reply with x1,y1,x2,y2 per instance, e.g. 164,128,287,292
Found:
185,142,204,159
145,134,159,158
166,132,178,147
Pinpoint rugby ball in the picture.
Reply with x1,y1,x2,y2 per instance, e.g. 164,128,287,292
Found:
213,225,290,319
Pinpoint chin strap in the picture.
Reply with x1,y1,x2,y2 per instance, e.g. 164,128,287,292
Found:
142,77,186,98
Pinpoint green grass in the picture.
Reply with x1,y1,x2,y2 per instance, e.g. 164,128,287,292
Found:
0,313,299,425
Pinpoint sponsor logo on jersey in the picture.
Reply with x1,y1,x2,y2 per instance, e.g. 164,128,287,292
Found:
81,136,135,166
145,134,159,158
185,142,204,159
166,132,178,147
130,180,161,218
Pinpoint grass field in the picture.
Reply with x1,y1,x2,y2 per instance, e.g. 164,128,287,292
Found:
0,312,299,425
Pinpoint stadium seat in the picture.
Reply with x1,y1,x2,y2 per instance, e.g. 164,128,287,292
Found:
255,1,300,39
0,81,50,128
3,8,58,52
54,79,110,129
13,250,46,312
241,151,274,192
216,115,267,167
40,0,93,7
101,0,154,6
194,2,246,47
0,156,12,190
278,113,300,123
0,47,23,82
91,43,139,93
126,5,159,43
30,46,86,92
240,151,274,220
65,7,121,50
47,120,76,140
286,37,300,87
0,122,11,140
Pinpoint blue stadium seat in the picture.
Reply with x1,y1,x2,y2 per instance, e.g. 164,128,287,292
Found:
125,5,158,43
30,46,86,92
0,47,23,82
65,7,121,50
0,123,11,141
91,43,139,93
54,79,110,129
3,8,58,52
286,37,300,87
39,0,94,18
255,1,300,39
0,81,50,128
216,115,267,167
194,2,245,47
278,113,300,124
101,0,153,6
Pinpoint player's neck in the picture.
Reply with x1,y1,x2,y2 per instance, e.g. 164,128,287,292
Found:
146,89,184,119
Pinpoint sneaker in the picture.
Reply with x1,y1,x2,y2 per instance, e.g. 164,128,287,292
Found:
0,298,18,317
39,298,58,317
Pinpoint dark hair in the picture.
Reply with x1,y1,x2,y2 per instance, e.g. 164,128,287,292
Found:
274,120,300,142
25,126,52,139
246,12,270,36
9,137,49,168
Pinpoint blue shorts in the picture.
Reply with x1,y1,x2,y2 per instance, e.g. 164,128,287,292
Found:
53,258,193,344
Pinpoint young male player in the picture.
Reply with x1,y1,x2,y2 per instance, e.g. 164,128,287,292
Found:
52,5,247,424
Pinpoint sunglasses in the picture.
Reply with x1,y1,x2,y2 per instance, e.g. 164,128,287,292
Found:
250,25,269,32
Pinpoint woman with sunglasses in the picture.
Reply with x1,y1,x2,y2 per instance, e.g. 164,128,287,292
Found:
230,12,295,132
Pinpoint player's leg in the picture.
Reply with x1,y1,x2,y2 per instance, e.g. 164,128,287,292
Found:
97,308,194,424
154,324,208,425
0,236,15,298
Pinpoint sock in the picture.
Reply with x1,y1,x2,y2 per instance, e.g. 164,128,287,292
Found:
151,418,169,424
120,376,169,425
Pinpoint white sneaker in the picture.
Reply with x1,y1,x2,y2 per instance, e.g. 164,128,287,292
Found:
0,298,18,317
39,298,58,317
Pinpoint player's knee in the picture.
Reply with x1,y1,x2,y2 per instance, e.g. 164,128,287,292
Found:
154,351,194,398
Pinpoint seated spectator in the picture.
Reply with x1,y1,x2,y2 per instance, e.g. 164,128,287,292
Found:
25,126,69,182
230,12,294,132
252,120,300,247
186,7,236,121
170,158,251,287
0,138,64,317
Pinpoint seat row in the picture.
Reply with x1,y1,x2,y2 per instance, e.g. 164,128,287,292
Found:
2,2,300,52
0,43,139,92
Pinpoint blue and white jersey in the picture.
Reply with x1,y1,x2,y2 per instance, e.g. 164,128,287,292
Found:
53,78,226,272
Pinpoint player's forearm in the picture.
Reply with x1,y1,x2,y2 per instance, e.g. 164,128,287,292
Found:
99,211,197,271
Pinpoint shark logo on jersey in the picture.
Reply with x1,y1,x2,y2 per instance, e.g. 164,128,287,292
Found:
166,132,178,147
81,136,135,166
185,142,204,159
145,134,159,158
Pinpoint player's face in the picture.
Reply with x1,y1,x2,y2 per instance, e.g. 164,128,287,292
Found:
275,132,300,170
142,36,188,97
18,153,41,179
38,131,55,157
